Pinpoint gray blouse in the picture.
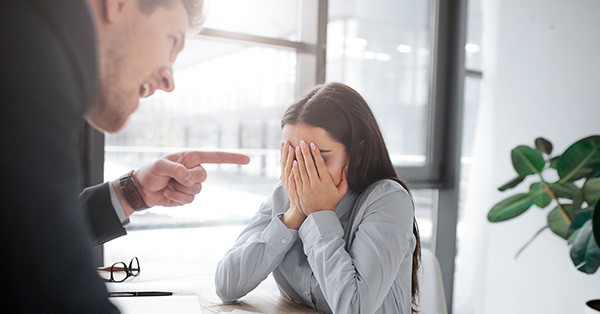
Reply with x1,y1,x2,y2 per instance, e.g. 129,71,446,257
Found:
215,179,416,314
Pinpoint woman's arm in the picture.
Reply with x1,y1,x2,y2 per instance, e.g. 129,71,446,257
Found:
215,183,299,302
299,181,416,313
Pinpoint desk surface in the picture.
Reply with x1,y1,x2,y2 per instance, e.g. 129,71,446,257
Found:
194,274,320,314
105,263,320,314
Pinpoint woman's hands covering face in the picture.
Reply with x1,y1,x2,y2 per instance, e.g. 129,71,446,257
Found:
280,142,306,229
288,140,348,215
281,141,303,213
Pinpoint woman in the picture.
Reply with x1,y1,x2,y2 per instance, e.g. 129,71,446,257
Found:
215,82,421,314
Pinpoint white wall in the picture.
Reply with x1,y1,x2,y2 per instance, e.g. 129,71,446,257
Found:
458,0,600,313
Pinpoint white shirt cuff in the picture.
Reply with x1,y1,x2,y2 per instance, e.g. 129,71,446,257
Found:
108,182,129,225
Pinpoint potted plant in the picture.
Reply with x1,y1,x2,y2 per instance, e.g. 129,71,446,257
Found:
487,135,600,274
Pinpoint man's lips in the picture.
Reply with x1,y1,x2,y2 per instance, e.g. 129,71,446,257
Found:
139,82,153,98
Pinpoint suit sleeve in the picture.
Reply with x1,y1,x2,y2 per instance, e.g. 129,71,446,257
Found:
80,182,127,246
0,0,118,312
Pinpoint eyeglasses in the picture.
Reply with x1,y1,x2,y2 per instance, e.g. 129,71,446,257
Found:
98,257,140,283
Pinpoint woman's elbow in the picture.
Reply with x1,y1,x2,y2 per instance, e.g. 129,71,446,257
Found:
215,286,238,303
214,265,244,303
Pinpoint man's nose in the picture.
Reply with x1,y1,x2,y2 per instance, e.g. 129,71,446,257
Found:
157,67,175,92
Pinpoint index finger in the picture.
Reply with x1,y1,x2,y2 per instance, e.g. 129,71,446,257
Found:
173,151,250,168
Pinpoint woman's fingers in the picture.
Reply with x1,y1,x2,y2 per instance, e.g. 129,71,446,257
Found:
281,142,294,183
292,160,303,192
287,168,295,197
286,145,294,173
291,161,307,212
299,140,319,181
309,142,331,183
337,166,349,194
288,170,300,208
284,145,295,188
281,142,291,176
295,145,309,188
280,141,287,179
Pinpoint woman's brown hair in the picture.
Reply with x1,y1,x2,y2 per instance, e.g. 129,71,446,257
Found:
281,82,422,313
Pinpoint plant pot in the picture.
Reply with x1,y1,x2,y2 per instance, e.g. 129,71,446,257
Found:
585,300,600,313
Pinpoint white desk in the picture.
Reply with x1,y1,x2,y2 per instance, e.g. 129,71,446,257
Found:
104,262,320,314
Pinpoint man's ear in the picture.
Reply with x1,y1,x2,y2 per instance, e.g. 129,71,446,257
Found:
101,0,129,23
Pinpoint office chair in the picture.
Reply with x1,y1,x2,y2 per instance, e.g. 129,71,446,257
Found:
417,248,448,314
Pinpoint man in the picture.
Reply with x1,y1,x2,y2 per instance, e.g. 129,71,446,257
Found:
0,0,248,312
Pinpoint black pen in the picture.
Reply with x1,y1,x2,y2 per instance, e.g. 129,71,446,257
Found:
108,291,173,297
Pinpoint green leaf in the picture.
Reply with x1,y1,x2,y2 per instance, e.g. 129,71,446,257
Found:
549,155,561,169
557,135,600,182
551,182,582,200
564,203,578,219
568,206,593,234
593,200,600,248
498,176,525,191
488,193,535,222
511,145,546,177
535,137,553,155
568,228,581,245
548,206,571,239
583,178,600,206
569,220,600,274
530,182,552,208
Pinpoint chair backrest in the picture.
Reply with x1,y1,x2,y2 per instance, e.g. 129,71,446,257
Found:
417,248,448,314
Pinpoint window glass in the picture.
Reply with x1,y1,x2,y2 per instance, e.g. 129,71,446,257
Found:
104,38,297,228
412,189,435,247
326,0,435,245
465,0,482,71
327,0,432,166
104,0,438,259
203,0,300,41
454,69,483,314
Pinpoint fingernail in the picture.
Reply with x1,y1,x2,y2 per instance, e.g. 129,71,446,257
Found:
310,142,316,150
300,140,306,149
295,146,301,153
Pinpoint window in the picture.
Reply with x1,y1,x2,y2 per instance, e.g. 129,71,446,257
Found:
104,38,298,228
104,1,313,229
99,1,466,311
453,0,483,313
327,0,432,167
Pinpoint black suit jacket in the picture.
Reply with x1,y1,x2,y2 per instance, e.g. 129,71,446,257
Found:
81,182,128,245
1,0,121,312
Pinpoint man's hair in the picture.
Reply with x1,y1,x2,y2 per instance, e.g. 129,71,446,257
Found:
137,0,207,32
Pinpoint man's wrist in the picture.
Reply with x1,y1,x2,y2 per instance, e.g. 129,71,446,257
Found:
111,180,136,218
118,170,149,212
112,170,149,217
108,182,130,224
